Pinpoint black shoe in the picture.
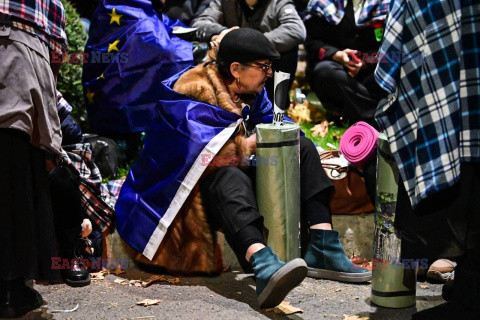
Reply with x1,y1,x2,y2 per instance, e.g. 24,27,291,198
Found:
442,279,455,301
62,238,92,287
63,260,91,287
0,279,43,318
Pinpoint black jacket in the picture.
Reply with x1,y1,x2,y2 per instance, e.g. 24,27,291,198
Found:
303,1,381,72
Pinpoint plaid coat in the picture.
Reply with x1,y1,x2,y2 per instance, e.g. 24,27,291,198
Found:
374,0,480,208
307,0,390,27
0,0,67,53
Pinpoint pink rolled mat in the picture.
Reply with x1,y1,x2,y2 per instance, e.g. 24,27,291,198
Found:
339,121,379,169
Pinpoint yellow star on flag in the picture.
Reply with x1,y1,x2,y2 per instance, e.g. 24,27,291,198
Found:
97,73,105,80
86,89,95,104
108,40,120,53
108,8,123,25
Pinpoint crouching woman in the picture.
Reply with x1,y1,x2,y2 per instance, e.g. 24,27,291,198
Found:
116,28,370,309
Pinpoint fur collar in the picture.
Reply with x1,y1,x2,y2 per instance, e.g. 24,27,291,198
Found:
173,63,241,115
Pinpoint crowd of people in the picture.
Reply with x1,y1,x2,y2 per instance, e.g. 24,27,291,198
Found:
1,0,479,319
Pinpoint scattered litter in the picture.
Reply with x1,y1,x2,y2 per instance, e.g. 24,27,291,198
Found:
335,288,342,292
420,285,430,289
236,292,242,295
265,301,303,315
109,302,118,307
51,303,79,313
327,142,337,150
136,299,162,307
130,316,155,320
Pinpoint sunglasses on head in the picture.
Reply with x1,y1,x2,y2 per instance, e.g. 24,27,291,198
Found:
242,62,273,72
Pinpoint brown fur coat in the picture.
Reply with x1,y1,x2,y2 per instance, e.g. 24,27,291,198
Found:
135,63,249,274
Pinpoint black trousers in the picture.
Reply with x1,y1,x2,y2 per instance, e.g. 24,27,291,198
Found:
395,162,480,312
200,136,334,269
395,162,480,261
310,60,385,125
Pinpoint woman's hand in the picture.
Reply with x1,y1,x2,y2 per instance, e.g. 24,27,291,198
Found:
245,133,257,155
332,49,362,77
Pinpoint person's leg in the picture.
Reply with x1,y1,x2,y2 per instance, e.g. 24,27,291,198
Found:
310,61,379,124
0,130,53,318
200,166,307,308
49,165,91,287
298,136,371,282
265,47,299,103
409,163,480,319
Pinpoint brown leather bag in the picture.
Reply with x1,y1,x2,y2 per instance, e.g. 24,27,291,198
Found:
320,151,374,215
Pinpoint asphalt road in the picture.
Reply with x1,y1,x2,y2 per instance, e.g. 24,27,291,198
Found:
11,267,445,320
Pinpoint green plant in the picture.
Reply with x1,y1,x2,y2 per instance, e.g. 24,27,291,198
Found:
58,0,89,130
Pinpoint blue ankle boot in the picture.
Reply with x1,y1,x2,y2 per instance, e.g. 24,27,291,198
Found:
250,247,307,308
304,229,371,283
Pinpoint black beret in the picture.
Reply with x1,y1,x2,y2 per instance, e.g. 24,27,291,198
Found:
217,28,280,66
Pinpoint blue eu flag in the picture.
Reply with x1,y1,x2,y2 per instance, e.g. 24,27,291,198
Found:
82,0,194,134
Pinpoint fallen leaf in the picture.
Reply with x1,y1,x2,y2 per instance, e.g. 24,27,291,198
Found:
311,120,329,138
222,265,231,273
343,314,369,320
136,299,162,307
114,279,128,285
420,285,429,289
324,314,340,318
288,102,311,124
351,256,363,265
166,277,180,285
265,301,303,315
91,271,107,281
142,275,166,288
129,280,143,286
114,268,126,275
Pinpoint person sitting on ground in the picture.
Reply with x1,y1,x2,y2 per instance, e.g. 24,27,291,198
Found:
159,0,212,25
190,0,306,102
303,0,390,125
115,28,370,309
